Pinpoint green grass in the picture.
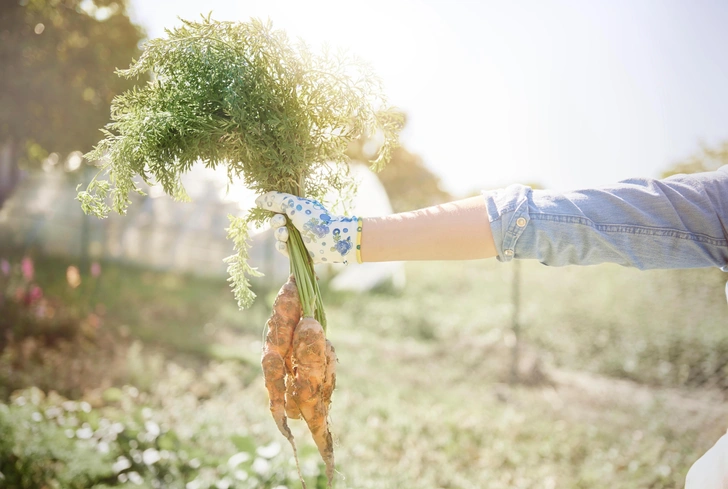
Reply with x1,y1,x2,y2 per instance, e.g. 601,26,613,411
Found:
17,254,273,361
2,253,727,488
319,260,728,488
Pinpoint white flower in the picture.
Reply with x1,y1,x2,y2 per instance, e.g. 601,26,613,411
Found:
252,458,271,475
143,448,161,465
228,452,251,468
112,456,132,473
256,441,281,459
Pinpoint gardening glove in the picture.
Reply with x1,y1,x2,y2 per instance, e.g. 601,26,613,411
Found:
255,191,360,265
685,431,728,489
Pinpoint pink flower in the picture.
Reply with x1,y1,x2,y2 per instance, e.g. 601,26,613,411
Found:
21,257,34,281
28,284,43,303
90,261,101,278
1,259,9,276
18,284,42,306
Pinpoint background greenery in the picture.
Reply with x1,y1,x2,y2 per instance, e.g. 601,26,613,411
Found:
0,0,143,207
1,252,726,488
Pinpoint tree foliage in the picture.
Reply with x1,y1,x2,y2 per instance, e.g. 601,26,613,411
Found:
662,140,728,177
374,146,451,212
0,0,144,160
347,119,452,212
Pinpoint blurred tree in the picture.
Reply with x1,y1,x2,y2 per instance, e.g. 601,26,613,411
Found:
0,0,144,208
376,146,452,212
662,140,728,289
348,122,451,212
662,140,728,177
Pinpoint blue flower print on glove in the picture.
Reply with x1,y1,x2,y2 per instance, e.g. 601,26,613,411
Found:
303,218,330,240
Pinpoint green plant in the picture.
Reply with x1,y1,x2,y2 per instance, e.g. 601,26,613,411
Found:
0,386,308,489
78,16,403,323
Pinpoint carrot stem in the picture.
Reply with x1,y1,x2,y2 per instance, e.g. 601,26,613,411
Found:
283,178,326,331
286,222,327,331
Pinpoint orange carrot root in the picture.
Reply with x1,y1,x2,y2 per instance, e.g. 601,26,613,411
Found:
266,275,301,359
262,276,305,488
262,278,338,488
262,276,301,432
322,340,337,410
291,317,335,486
261,350,293,440
285,373,302,419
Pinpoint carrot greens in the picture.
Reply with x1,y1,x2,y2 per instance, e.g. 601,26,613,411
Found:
78,16,403,319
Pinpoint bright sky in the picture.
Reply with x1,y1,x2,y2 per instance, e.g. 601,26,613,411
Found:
128,0,728,196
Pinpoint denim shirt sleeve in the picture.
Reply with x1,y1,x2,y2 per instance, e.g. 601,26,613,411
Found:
482,166,728,271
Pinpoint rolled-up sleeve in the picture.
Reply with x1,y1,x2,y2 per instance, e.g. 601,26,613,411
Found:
482,166,728,271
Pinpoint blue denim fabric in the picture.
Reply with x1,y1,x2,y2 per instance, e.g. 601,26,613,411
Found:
482,166,728,271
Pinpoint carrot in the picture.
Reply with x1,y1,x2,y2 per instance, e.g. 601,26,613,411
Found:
285,374,302,420
265,276,303,420
291,317,335,487
269,276,302,421
262,276,305,487
322,340,337,409
265,275,301,359
264,279,338,488
261,350,293,442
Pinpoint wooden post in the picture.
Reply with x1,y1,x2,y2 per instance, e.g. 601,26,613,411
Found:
0,139,20,210
509,259,521,384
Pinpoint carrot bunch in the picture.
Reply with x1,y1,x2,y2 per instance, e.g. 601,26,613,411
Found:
262,275,337,488
76,17,401,487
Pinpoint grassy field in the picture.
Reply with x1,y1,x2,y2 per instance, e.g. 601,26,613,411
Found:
316,260,728,488
2,254,727,488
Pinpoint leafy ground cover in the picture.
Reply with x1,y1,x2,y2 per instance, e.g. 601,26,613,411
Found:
1,253,726,488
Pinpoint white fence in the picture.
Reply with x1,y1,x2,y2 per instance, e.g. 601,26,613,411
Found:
0,163,404,289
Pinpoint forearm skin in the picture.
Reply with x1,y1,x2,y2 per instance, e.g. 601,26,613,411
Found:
360,196,497,262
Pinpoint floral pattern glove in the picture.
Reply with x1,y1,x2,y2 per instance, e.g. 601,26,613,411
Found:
255,191,359,265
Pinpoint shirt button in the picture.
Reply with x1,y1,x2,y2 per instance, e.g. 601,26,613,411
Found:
516,217,527,227
504,249,514,257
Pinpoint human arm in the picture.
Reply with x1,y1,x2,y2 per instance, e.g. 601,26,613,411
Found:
360,196,497,262
482,166,728,270
258,166,728,269
254,192,498,263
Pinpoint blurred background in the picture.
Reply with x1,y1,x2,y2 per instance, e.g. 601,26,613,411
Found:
0,1,727,488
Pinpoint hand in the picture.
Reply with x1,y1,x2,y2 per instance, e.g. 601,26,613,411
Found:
685,432,728,488
255,191,360,265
